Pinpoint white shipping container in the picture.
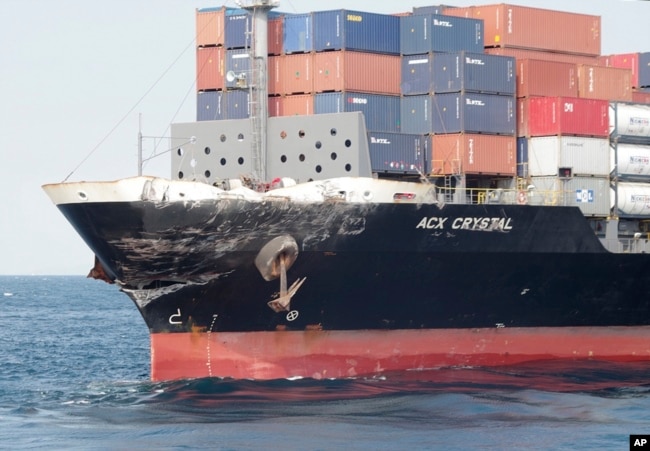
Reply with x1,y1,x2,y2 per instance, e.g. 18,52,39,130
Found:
609,102,650,139
611,142,650,177
527,136,610,177
530,176,610,216
613,182,650,216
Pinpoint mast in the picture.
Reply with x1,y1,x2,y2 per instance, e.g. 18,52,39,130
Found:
238,0,278,182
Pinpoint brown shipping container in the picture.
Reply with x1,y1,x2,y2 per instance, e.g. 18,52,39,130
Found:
445,4,601,56
517,59,577,99
431,134,516,176
313,51,401,95
196,46,225,91
485,47,600,66
281,53,314,95
577,65,632,102
196,8,227,47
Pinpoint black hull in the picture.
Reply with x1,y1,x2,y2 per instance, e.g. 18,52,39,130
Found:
57,199,650,334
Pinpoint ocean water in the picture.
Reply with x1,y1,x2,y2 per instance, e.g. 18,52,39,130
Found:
1,276,649,450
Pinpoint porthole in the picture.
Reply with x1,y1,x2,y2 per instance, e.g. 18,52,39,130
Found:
238,157,244,165
299,154,305,162
177,148,184,156
220,134,226,142
330,152,337,160
178,171,184,179
315,165,322,173
315,141,322,149
298,130,305,138
237,133,244,141
204,147,211,155
345,164,352,172
281,155,287,163
330,128,337,136
204,170,211,178
220,158,227,166
344,139,352,148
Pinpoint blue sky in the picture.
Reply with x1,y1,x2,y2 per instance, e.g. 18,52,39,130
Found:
1,0,648,275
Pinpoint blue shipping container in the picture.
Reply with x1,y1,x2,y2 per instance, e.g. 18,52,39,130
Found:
433,93,515,135
401,54,434,96
400,95,432,134
640,52,650,87
224,90,250,119
315,92,401,133
312,10,400,55
225,49,251,89
197,91,225,121
516,137,529,177
412,5,450,15
367,131,428,175
283,13,313,53
400,14,483,55
224,12,249,49
432,52,515,95
400,93,516,135
224,10,285,50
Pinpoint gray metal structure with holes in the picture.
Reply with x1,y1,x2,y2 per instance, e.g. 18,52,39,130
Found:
170,112,372,186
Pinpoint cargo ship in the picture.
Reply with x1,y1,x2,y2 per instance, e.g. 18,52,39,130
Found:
43,2,650,381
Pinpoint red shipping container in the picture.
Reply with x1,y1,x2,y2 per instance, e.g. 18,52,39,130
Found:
445,4,601,56
313,51,400,95
196,8,227,47
518,97,608,138
196,46,225,91
485,47,600,66
431,134,516,176
281,53,314,95
516,59,577,99
577,65,632,102
632,90,650,105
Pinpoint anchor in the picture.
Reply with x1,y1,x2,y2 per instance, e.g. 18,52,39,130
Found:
254,235,306,313
267,253,307,313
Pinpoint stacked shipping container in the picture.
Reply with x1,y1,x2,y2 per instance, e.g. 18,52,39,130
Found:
610,103,650,217
194,3,650,212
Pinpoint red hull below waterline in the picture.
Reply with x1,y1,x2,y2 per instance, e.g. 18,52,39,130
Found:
150,327,650,381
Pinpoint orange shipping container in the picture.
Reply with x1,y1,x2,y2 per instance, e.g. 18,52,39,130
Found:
445,4,601,56
517,59,577,99
268,17,283,56
268,56,281,95
313,51,400,95
280,53,314,95
271,94,315,117
577,65,632,102
196,46,225,91
431,134,516,176
196,8,228,47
